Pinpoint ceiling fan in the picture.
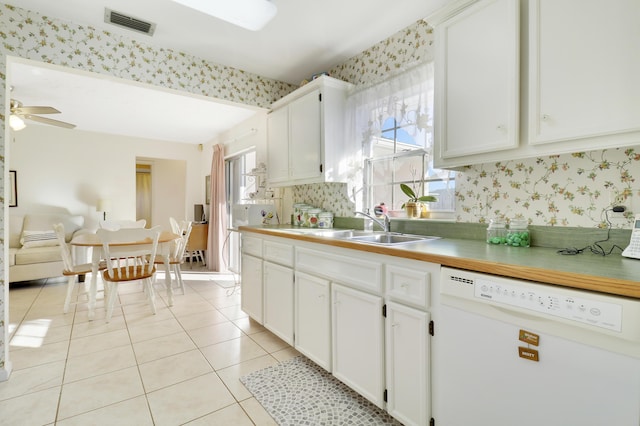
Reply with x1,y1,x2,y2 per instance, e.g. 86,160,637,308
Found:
9,99,76,131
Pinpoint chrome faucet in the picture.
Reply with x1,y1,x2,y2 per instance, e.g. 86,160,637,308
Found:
355,211,391,233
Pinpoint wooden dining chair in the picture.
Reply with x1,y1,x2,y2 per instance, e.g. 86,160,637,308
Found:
53,223,107,313
155,220,192,295
97,226,161,322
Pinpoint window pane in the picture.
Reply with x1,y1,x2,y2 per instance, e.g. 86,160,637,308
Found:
371,157,393,185
395,155,426,185
372,183,393,212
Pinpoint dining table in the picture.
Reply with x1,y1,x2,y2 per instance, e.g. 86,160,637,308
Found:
71,230,181,319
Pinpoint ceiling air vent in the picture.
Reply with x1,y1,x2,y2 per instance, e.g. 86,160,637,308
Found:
104,8,156,36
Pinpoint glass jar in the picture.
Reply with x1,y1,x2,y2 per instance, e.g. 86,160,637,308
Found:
506,219,530,247
317,212,334,229
486,218,507,245
307,208,323,228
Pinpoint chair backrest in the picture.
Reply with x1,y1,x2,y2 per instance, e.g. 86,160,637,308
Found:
53,223,74,272
97,226,160,281
99,219,147,231
175,221,193,260
169,217,181,235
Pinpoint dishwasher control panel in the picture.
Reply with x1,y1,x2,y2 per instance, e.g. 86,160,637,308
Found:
474,277,622,332
441,267,627,333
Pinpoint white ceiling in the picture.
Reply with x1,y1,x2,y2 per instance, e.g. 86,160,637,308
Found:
8,0,452,143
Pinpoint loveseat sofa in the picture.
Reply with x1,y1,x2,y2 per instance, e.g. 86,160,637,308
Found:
9,214,90,283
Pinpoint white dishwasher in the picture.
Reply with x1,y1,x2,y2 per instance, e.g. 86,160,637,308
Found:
433,267,640,426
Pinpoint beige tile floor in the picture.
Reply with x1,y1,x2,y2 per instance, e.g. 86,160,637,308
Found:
3,267,299,425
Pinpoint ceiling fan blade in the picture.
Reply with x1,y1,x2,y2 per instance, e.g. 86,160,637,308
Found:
13,106,61,115
24,114,76,129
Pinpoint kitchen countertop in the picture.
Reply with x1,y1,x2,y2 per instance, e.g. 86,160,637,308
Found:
239,225,640,299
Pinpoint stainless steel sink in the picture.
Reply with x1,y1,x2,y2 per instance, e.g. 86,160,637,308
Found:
305,229,369,238
347,232,440,245
273,228,439,245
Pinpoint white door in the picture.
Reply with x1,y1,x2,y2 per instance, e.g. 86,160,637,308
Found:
528,0,640,145
263,261,294,345
386,302,430,426
295,271,331,371
240,254,263,323
289,89,322,182
435,0,519,160
266,107,290,184
332,283,384,408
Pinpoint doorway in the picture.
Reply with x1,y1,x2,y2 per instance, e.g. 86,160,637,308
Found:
136,163,152,226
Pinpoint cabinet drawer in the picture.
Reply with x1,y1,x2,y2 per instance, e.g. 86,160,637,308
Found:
263,240,294,267
242,235,263,257
386,264,431,310
296,247,382,294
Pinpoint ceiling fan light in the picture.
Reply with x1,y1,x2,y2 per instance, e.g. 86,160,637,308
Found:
171,0,277,31
9,115,26,131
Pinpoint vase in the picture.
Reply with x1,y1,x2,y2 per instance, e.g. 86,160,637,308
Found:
420,203,430,218
405,202,420,219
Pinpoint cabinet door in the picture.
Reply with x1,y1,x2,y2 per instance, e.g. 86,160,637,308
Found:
528,0,640,145
267,106,290,184
240,254,263,323
386,302,430,426
435,0,519,161
332,283,384,408
263,261,294,345
289,89,322,182
295,271,331,371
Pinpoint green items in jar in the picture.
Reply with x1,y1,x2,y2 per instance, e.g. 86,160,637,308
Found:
486,218,507,245
506,219,530,247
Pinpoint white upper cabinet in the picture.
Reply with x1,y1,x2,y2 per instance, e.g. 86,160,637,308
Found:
527,0,640,146
432,0,640,169
434,0,519,160
266,76,353,187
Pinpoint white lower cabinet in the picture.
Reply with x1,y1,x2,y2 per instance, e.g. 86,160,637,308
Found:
294,271,331,371
241,232,436,424
386,301,430,426
263,261,294,345
332,283,385,409
240,253,263,323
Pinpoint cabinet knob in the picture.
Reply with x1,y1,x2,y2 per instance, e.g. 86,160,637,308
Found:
541,114,550,122
496,125,506,132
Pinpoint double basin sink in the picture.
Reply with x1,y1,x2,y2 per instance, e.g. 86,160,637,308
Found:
277,228,440,246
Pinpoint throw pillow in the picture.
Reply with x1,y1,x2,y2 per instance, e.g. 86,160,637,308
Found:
20,230,60,248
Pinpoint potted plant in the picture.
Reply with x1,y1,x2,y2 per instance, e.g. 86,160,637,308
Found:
400,183,437,218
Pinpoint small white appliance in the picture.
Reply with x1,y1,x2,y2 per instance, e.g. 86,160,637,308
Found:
232,203,277,228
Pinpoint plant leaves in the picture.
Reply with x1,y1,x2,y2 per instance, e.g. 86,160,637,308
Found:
400,183,416,199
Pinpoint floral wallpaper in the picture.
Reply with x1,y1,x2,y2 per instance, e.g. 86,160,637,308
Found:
292,183,354,217
457,148,640,228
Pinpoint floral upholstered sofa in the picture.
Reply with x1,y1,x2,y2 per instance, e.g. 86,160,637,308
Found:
9,214,90,283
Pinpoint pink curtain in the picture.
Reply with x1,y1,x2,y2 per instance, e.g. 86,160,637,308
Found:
207,144,227,271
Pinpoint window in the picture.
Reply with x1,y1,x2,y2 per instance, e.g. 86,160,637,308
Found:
225,149,257,209
352,63,455,215
224,149,256,273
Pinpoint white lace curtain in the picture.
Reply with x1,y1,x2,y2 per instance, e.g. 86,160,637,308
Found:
345,62,435,211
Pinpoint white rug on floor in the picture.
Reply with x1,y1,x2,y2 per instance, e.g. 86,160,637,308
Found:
240,356,401,426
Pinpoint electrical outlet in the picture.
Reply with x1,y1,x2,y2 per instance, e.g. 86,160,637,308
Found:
609,189,625,206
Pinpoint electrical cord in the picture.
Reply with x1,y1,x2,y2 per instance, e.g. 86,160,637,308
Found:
557,209,626,256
